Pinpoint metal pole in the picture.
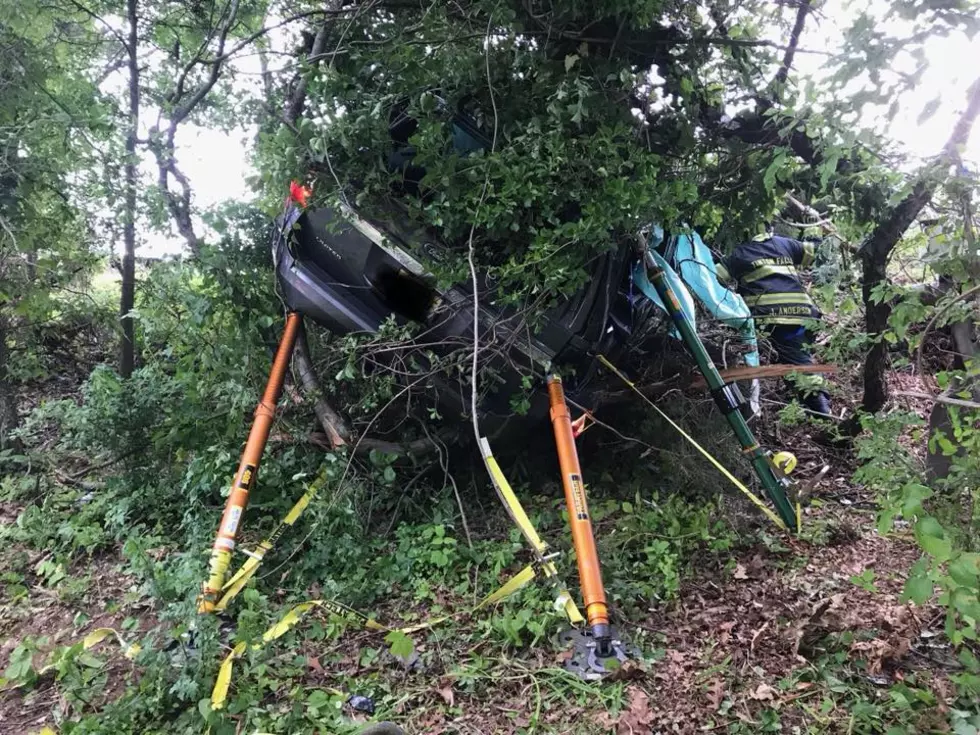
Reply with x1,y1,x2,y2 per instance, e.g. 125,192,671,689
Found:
199,312,303,613
641,254,797,530
547,375,612,654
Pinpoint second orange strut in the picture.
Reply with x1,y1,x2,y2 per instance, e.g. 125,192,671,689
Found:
547,374,612,655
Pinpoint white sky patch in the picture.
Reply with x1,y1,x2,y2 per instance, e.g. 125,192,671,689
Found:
792,1,980,166
175,125,256,209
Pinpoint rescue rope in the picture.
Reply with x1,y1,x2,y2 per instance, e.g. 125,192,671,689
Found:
596,354,788,531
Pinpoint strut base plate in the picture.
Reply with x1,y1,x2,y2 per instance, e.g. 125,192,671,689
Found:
558,626,637,681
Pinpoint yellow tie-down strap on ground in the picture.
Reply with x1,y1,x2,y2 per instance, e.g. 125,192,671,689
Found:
210,446,585,709
211,564,543,709
479,437,584,625
215,462,581,622
214,470,327,612
596,354,790,532
33,627,141,678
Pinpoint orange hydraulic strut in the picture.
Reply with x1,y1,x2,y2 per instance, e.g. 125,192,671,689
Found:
198,312,303,613
547,375,612,655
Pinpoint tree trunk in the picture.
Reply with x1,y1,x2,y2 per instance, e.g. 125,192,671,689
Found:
119,0,140,379
859,78,980,415
927,170,979,481
293,326,350,447
772,0,811,91
283,21,330,126
0,319,19,450
860,253,892,413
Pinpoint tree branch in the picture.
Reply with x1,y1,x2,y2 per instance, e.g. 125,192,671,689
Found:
215,6,369,64
63,0,129,49
894,391,980,411
152,150,202,254
861,78,980,266
914,282,980,388
293,326,351,447
773,0,812,91
170,0,241,126
859,77,980,414
149,0,242,254
785,193,858,252
283,20,331,126
301,431,442,457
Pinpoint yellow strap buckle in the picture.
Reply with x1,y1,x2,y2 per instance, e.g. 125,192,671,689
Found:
773,451,798,475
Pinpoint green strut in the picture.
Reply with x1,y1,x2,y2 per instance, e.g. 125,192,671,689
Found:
641,253,798,530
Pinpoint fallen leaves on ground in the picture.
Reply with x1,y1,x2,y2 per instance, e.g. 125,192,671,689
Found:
598,687,655,735
434,683,454,707
750,682,776,701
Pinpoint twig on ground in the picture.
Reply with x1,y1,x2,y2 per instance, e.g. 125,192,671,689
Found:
427,424,473,548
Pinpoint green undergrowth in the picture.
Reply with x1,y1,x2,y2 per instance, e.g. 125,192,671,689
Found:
2,260,977,731
6,385,977,732
1,389,735,734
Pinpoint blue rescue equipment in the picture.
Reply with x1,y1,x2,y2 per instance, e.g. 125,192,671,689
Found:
639,225,762,414
641,226,759,367
631,249,698,337
668,229,760,369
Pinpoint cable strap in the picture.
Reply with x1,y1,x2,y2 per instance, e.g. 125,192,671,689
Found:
597,354,787,531
479,437,584,624
214,470,328,612
211,563,541,709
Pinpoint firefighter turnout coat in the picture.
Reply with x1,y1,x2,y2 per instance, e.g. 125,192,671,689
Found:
715,235,819,326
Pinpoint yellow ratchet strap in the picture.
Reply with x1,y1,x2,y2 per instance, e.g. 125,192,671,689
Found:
211,564,540,709
33,627,141,677
214,471,327,612
479,437,584,624
597,354,787,531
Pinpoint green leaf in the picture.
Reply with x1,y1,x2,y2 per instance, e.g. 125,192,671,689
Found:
876,507,898,535
916,516,945,538
385,630,415,663
915,516,951,561
762,150,786,193
819,153,840,190
958,647,980,672
950,554,980,587
850,569,878,593
306,689,331,709
901,483,933,518
77,652,104,669
903,573,933,605
951,588,980,621
564,54,578,72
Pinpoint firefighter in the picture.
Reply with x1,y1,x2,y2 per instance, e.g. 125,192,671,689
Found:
716,233,832,417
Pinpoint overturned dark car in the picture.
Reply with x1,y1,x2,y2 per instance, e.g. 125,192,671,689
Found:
271,101,761,428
